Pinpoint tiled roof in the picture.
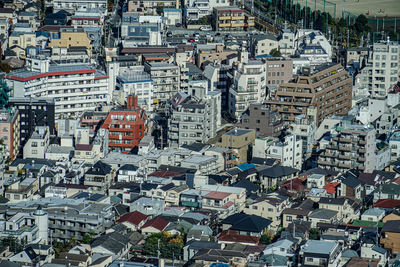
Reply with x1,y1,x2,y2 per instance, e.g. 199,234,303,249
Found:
141,217,169,231
374,199,400,209
204,191,230,200
218,230,260,244
117,211,148,226
323,182,340,194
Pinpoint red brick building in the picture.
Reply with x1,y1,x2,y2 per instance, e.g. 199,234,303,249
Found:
101,95,146,153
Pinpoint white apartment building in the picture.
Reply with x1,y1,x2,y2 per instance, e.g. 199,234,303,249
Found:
253,134,302,169
168,86,221,148
356,40,400,97
49,0,108,15
144,62,180,104
278,29,295,56
229,51,266,118
5,57,111,119
184,0,228,20
23,126,50,159
288,108,317,160
117,67,154,111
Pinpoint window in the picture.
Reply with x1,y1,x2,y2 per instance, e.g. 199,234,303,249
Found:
32,149,37,154
286,216,292,221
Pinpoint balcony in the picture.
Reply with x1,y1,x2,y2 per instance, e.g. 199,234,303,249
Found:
338,154,351,160
358,148,366,153
318,159,335,166
338,145,352,151
358,157,366,162
181,201,201,208
339,162,353,168
359,140,366,145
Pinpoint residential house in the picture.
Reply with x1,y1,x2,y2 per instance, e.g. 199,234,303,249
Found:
258,165,299,191
91,232,131,260
221,213,272,237
140,217,169,236
217,230,260,247
361,244,389,267
361,208,385,222
244,195,289,230
117,164,140,183
374,183,400,203
282,199,315,228
337,170,365,200
116,211,149,231
183,240,222,261
130,197,165,216
308,209,338,227
84,161,113,193
192,248,248,266
381,220,400,253
318,197,361,223
299,240,341,267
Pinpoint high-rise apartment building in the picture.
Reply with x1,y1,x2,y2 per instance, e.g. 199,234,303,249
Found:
168,86,221,148
144,62,180,104
101,95,146,154
5,57,111,119
265,63,352,126
8,97,55,150
318,124,376,173
0,107,20,160
357,40,400,98
229,51,266,119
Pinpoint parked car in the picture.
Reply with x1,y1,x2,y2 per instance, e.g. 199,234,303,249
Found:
166,31,172,37
200,26,212,31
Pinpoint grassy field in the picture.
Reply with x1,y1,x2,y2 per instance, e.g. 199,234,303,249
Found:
296,0,400,18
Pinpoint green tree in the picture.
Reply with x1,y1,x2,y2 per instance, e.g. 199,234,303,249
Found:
260,230,275,245
354,14,370,33
156,4,163,15
143,232,184,259
309,228,320,240
82,232,95,244
270,48,282,57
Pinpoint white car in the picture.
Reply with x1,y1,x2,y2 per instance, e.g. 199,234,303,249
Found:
200,26,212,31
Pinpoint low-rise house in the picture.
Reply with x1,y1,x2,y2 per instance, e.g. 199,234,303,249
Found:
9,246,41,266
258,165,299,191
282,199,315,228
116,164,140,183
318,197,361,223
192,248,248,266
130,197,165,216
84,161,113,193
5,178,38,203
244,195,288,230
361,244,389,267
361,208,385,222
187,225,213,241
91,232,131,260
262,239,295,265
381,220,400,253
338,170,365,199
374,183,400,203
183,240,222,261
307,174,326,189
196,184,246,212
164,184,189,206
308,209,338,227
299,240,341,267
140,217,169,236
116,211,148,231
52,252,90,266
221,213,272,237
217,230,260,247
